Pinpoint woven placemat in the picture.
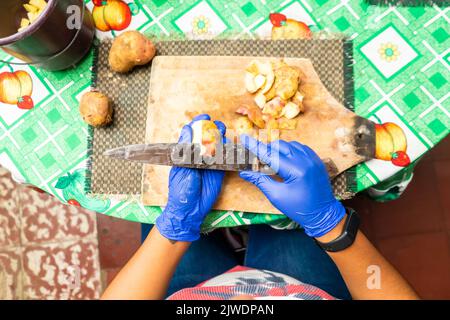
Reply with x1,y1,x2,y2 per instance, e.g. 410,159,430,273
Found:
88,40,152,195
88,39,355,199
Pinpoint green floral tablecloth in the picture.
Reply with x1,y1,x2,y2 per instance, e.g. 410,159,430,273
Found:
0,0,448,230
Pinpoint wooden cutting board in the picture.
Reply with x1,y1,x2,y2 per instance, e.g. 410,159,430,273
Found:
142,56,375,214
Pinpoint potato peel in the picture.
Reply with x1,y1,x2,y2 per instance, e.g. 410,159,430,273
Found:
254,93,266,109
236,106,266,129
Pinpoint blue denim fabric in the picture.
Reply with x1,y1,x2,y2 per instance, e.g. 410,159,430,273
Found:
245,225,351,300
141,224,351,300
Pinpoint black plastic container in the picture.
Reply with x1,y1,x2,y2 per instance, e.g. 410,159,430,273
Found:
0,0,95,71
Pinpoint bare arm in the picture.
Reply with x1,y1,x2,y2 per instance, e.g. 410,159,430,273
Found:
102,114,226,300
316,219,419,300
101,227,190,300
240,136,419,300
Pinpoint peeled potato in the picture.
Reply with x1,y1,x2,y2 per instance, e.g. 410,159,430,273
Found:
27,11,40,23
254,74,266,89
245,72,259,93
191,120,222,156
23,4,38,13
263,83,277,101
242,58,306,131
18,0,47,32
79,91,113,127
254,93,266,109
234,116,255,141
262,97,285,118
291,91,305,111
281,101,301,119
246,61,275,94
30,0,47,11
109,31,156,73
19,18,30,32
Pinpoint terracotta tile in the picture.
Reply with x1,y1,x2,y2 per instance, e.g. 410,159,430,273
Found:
431,136,450,161
369,160,444,240
0,247,23,299
419,151,433,163
100,267,121,291
0,167,21,247
433,160,450,231
96,214,141,269
22,239,101,300
376,231,450,300
342,194,374,241
19,187,97,245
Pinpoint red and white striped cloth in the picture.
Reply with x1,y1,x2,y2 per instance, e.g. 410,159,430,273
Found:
168,266,336,300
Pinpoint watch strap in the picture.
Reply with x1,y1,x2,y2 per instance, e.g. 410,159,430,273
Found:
315,208,360,252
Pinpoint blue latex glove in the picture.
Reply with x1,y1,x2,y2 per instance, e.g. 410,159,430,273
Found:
155,114,226,242
239,135,346,238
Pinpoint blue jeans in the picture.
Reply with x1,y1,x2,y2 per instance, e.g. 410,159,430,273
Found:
141,224,351,300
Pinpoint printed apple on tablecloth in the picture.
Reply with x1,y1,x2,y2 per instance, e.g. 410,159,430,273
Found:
0,68,34,110
375,122,411,167
269,13,312,40
92,0,134,32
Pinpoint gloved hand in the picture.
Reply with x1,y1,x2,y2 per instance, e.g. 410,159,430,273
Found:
156,114,226,242
239,135,346,238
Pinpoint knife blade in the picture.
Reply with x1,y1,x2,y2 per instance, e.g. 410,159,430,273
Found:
103,143,276,174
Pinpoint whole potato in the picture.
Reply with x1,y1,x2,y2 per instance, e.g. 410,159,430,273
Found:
79,91,113,127
108,30,156,73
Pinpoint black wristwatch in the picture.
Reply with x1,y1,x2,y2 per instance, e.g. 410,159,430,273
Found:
315,208,360,252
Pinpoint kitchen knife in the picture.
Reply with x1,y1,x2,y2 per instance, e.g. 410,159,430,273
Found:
103,143,275,174
103,143,340,177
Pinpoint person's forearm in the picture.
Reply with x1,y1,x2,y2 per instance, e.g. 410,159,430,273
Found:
101,228,190,300
316,219,419,300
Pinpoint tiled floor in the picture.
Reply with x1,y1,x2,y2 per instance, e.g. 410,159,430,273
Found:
96,214,141,288
0,167,101,299
1,137,449,299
